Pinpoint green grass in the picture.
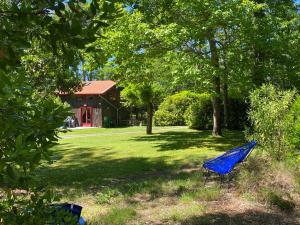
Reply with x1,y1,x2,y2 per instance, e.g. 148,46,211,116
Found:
180,186,222,203
36,126,244,224
99,207,137,225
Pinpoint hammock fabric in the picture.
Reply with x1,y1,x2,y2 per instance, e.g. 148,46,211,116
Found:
203,140,257,175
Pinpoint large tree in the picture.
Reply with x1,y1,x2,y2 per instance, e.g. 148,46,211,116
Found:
89,10,174,134
116,0,300,135
100,1,251,135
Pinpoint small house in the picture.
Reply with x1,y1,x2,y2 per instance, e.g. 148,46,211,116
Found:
59,80,124,127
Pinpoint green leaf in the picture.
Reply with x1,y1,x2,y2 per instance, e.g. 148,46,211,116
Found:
70,19,82,33
6,165,17,180
15,135,23,151
90,2,97,15
58,2,65,10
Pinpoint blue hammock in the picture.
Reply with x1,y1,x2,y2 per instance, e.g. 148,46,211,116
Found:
203,140,257,175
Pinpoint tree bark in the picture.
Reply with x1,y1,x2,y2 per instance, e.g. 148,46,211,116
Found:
212,76,222,136
82,70,86,81
208,37,222,136
223,82,229,129
146,102,153,135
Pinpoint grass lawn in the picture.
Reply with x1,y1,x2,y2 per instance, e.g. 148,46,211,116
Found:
37,126,245,224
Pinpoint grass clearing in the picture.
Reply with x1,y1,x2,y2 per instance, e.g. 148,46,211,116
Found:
163,202,206,223
37,126,245,224
99,206,137,225
180,186,222,203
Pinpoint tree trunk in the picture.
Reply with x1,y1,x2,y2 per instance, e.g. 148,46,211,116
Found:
146,102,153,135
223,82,229,129
208,37,222,136
212,77,222,136
88,71,93,81
82,70,86,81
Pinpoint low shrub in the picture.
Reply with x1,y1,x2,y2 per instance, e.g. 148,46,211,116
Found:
285,96,300,152
247,84,297,160
154,91,204,126
184,93,212,129
153,110,179,126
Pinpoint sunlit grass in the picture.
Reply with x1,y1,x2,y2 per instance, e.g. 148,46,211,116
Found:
37,126,244,224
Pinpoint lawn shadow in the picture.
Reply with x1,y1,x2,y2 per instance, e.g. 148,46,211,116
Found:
131,129,245,152
181,210,300,225
37,129,245,199
37,145,209,199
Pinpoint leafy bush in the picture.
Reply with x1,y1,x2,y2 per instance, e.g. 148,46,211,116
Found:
0,71,71,225
0,191,79,225
154,91,208,126
284,96,300,151
184,93,212,129
247,84,297,160
153,109,179,126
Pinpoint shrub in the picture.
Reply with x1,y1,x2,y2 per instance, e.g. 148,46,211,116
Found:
0,72,71,225
284,96,300,152
247,84,297,160
183,93,212,129
154,91,203,126
153,110,179,126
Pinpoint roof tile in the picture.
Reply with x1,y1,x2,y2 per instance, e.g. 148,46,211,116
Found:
74,80,116,95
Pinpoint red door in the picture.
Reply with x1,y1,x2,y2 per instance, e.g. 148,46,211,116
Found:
81,107,93,127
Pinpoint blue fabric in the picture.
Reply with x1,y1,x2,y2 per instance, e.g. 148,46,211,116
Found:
79,217,86,225
51,203,85,224
203,140,257,175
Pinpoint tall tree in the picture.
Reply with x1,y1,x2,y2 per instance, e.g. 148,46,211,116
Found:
131,0,300,133
91,10,172,134
134,0,251,135
89,0,300,136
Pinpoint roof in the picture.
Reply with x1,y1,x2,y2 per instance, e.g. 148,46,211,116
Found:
72,80,116,95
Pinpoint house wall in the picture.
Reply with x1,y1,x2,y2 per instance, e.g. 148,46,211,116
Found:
100,87,119,126
59,87,125,127
93,107,102,127
60,95,102,127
